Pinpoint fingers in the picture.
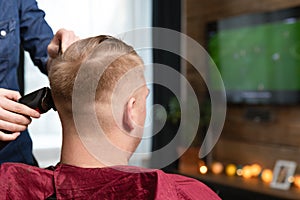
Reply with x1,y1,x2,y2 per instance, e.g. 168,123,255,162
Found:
0,117,28,133
0,89,40,119
0,88,22,101
0,88,41,141
58,28,80,53
47,36,60,58
48,28,79,58
0,107,32,126
0,131,20,142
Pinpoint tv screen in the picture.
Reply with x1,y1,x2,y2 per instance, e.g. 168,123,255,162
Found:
207,7,300,104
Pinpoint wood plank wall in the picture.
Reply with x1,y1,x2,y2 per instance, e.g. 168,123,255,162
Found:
216,105,300,170
180,0,300,174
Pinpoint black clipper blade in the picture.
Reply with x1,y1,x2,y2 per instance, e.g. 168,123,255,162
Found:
18,87,56,114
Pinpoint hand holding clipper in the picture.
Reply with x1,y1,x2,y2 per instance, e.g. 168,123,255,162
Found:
18,87,56,114
3,87,55,133
0,87,56,149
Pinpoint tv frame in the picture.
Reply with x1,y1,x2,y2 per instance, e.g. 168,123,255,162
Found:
206,6,300,105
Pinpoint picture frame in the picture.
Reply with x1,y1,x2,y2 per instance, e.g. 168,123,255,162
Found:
270,160,297,190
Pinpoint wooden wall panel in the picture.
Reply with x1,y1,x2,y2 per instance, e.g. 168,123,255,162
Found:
187,0,300,21
222,106,300,147
181,0,300,177
183,0,300,44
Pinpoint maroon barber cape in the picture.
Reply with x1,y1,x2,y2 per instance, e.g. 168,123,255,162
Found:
0,163,220,199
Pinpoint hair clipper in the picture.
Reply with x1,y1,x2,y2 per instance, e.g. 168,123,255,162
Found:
18,87,56,113
0,87,56,149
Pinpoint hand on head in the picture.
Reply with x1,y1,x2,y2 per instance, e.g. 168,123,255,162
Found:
47,28,80,59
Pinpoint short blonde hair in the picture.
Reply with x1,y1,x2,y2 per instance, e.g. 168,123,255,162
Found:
48,35,144,115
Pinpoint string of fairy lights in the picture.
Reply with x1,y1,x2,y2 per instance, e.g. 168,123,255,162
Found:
197,160,300,189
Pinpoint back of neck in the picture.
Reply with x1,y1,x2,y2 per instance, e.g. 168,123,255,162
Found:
60,125,129,168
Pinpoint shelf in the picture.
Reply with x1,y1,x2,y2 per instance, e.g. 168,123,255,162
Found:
183,172,300,199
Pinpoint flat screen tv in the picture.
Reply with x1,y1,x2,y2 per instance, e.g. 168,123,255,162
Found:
207,7,300,104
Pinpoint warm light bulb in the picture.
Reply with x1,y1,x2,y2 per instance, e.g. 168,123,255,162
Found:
226,164,237,176
242,165,252,179
294,175,300,188
198,160,207,175
288,176,294,183
261,169,273,183
236,165,243,176
199,165,208,174
236,168,243,176
250,163,262,177
211,162,224,175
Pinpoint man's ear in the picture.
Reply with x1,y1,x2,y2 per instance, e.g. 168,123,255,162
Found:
123,97,136,131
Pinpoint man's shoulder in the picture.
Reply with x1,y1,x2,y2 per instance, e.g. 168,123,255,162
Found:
1,162,45,173
0,162,53,182
155,170,221,200
0,162,54,199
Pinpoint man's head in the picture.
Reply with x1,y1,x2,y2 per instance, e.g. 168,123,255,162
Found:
48,35,148,165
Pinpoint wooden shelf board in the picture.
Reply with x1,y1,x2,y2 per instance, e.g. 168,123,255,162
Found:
183,172,300,199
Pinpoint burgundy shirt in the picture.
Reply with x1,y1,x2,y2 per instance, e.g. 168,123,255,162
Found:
0,163,220,200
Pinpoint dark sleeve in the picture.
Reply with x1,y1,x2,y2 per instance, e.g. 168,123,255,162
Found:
19,0,53,75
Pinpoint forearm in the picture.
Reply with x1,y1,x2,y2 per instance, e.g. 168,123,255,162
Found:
19,0,53,74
